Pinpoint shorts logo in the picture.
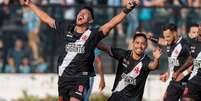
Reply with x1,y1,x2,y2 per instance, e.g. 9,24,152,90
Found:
59,96,63,101
78,85,84,93
183,87,189,96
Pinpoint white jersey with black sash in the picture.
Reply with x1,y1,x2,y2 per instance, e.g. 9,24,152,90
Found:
167,37,191,82
110,48,152,101
53,20,105,82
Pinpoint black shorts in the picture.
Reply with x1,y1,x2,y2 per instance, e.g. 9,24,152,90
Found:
107,91,141,101
107,92,128,101
163,80,186,101
184,76,201,101
58,77,89,101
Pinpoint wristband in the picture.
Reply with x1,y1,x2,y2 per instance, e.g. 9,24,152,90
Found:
122,2,137,14
122,8,133,14
182,70,189,77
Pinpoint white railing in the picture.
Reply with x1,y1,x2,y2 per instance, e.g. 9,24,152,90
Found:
0,74,169,101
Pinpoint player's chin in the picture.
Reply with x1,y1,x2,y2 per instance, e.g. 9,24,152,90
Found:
135,51,143,56
76,22,82,26
76,22,88,26
167,42,171,45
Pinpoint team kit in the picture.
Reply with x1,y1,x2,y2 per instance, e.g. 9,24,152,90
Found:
22,0,201,101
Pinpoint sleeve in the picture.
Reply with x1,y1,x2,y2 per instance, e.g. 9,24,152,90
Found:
184,42,191,56
54,20,69,36
143,56,152,71
110,48,128,60
91,28,105,45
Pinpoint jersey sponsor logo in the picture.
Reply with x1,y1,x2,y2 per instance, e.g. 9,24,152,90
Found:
58,29,91,76
189,52,201,79
194,52,201,70
168,57,179,66
193,59,201,69
65,42,85,53
121,73,136,85
114,62,143,92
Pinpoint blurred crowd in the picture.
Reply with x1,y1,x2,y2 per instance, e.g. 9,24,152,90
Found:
0,0,201,73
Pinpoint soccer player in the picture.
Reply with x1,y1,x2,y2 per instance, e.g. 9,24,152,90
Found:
173,23,200,82
158,23,192,101
23,0,140,101
186,24,199,39
181,24,201,101
98,33,161,101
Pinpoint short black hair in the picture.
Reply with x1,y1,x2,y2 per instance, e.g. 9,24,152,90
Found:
186,23,199,33
162,23,177,32
133,33,147,42
81,6,94,20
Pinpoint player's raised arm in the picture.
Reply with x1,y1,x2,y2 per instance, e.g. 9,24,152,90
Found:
100,0,140,36
172,55,193,80
97,41,112,55
24,0,56,28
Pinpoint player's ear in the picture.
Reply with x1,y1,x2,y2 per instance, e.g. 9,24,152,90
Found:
145,40,148,49
89,19,94,24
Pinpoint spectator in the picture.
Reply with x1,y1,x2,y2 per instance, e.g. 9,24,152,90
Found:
0,39,4,72
63,0,75,22
7,38,31,72
122,0,139,43
19,56,31,73
4,57,16,73
47,0,65,19
186,23,199,39
35,56,48,73
107,0,124,37
22,6,40,62
3,0,24,5
188,0,200,7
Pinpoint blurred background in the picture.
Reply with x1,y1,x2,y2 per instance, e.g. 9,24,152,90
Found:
0,0,200,101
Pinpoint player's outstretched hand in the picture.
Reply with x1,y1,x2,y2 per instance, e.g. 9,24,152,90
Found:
160,72,169,82
175,72,185,82
99,78,105,93
158,38,167,46
152,47,161,60
126,0,140,10
175,65,192,81
24,0,32,6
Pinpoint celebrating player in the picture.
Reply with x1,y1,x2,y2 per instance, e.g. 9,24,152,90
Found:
23,0,140,101
98,33,161,101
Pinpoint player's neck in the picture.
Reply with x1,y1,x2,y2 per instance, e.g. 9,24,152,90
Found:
75,25,88,33
173,36,181,44
132,51,142,60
